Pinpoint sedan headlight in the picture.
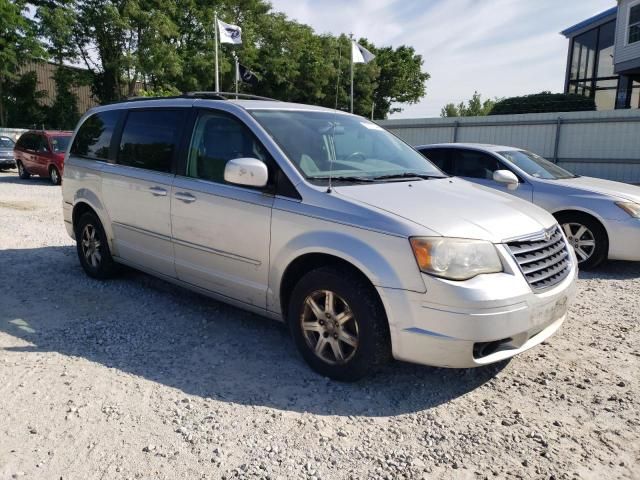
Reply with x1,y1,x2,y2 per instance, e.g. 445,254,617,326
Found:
410,237,503,280
616,201,640,218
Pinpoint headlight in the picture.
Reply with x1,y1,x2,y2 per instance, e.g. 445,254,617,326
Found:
410,237,503,280
616,201,640,218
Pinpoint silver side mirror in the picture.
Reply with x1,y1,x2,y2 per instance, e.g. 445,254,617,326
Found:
493,169,519,191
224,158,269,188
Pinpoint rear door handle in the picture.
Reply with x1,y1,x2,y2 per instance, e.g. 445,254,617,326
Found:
174,192,196,203
148,186,168,197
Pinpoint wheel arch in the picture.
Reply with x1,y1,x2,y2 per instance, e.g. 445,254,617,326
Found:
71,198,115,252
553,208,610,259
279,252,384,323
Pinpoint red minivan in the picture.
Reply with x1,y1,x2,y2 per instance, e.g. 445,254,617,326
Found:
14,130,72,185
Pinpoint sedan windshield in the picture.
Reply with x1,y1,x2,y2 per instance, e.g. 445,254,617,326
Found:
498,150,577,180
51,136,71,153
0,137,15,148
250,110,446,183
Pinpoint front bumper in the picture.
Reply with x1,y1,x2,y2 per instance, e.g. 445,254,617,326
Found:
377,245,578,368
604,217,640,261
0,158,15,168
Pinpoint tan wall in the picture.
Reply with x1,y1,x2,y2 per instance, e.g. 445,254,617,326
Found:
18,61,97,114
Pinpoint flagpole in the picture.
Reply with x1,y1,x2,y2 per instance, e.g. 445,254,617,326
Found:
349,33,354,114
214,11,220,92
234,53,239,99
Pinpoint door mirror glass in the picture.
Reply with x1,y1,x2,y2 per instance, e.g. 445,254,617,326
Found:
493,169,519,190
224,158,268,188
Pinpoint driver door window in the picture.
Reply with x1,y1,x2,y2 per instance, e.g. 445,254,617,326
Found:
187,112,269,184
451,149,502,179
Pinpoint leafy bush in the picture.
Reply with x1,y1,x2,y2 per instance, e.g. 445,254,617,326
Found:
489,92,596,115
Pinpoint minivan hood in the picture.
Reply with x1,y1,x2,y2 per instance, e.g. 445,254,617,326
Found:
335,178,555,243
551,176,640,203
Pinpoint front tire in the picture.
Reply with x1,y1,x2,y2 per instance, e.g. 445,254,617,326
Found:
49,165,61,185
288,266,391,381
556,212,608,269
75,212,118,279
17,161,30,179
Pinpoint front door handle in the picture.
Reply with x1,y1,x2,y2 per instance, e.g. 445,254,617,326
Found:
174,191,196,203
149,186,168,197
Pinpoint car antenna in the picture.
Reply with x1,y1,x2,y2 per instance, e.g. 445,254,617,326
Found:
327,37,343,194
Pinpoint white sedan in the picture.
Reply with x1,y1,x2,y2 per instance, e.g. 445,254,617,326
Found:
417,143,640,269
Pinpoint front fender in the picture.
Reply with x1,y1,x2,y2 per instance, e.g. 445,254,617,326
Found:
267,208,426,314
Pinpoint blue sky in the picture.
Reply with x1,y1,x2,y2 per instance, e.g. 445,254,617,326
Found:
269,0,616,118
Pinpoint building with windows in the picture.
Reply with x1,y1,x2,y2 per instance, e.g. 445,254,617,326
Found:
562,0,640,110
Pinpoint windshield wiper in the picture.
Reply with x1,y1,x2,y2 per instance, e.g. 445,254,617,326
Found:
370,172,446,181
308,175,378,183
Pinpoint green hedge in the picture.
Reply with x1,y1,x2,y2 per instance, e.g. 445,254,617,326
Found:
489,92,596,115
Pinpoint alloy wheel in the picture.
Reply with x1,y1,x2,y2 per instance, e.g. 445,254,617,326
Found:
50,168,59,185
562,222,596,263
81,224,102,268
300,290,359,365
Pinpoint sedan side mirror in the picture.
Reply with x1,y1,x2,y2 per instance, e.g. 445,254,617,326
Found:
493,169,519,190
224,157,269,188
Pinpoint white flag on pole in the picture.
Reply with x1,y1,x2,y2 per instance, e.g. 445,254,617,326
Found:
218,19,242,44
352,41,375,64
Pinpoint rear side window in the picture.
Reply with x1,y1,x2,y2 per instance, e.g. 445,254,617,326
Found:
117,109,185,173
17,133,36,150
71,110,121,160
35,135,49,153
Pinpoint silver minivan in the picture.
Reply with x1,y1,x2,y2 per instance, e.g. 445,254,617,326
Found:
62,94,577,381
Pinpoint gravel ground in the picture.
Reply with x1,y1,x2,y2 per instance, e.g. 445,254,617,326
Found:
0,169,638,480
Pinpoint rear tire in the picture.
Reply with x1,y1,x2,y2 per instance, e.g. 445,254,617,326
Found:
556,212,608,270
75,212,118,279
287,266,391,381
17,161,30,179
49,165,61,185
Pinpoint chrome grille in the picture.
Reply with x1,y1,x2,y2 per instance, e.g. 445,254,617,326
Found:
507,226,571,291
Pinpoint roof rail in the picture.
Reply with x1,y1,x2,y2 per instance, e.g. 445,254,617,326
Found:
183,91,279,101
121,91,279,104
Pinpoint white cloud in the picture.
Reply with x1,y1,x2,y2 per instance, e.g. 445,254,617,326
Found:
268,0,616,117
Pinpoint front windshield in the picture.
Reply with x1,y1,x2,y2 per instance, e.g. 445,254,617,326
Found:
0,137,15,148
498,150,576,180
51,136,71,153
250,110,446,183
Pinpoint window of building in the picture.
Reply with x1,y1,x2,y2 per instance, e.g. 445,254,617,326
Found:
595,79,618,110
117,109,185,173
629,4,640,44
596,21,616,78
71,110,121,160
567,20,619,109
186,112,270,184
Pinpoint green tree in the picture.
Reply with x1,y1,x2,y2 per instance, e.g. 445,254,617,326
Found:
0,0,45,126
4,72,48,128
373,44,429,119
14,0,430,122
441,91,498,118
37,0,82,128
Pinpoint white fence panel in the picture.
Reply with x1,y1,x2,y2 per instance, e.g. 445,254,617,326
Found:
379,110,640,183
